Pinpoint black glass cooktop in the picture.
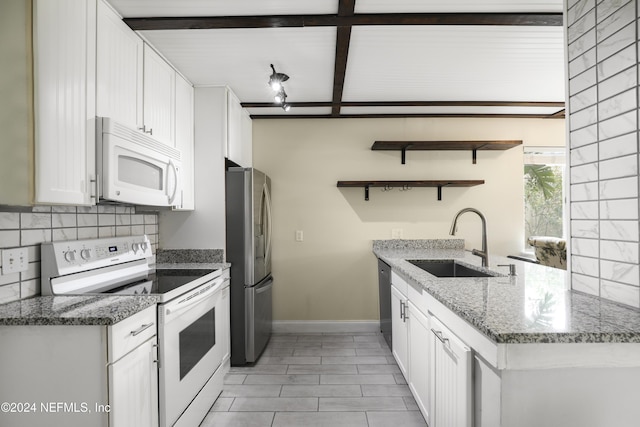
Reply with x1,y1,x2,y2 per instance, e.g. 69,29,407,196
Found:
151,268,217,294
103,268,218,296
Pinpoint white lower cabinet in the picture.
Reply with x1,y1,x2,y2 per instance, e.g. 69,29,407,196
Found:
391,271,472,427
407,301,431,425
0,305,158,427
429,315,473,427
108,337,158,427
391,284,409,379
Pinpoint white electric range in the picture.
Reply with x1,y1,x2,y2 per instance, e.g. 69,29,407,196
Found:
41,235,230,427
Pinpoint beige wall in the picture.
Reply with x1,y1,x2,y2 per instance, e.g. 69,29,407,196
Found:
0,0,33,205
253,117,565,322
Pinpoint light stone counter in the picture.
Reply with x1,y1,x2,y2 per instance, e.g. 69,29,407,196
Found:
0,295,158,326
374,239,640,344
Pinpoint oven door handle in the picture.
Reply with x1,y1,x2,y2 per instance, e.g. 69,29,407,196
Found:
164,277,227,319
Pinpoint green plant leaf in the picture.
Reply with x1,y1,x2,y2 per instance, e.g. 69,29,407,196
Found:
525,165,557,199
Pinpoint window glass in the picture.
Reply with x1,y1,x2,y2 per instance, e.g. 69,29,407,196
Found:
524,147,566,250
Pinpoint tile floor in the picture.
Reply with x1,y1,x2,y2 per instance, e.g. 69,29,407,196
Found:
200,332,428,427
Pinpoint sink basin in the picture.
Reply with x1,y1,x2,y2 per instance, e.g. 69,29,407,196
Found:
407,259,498,278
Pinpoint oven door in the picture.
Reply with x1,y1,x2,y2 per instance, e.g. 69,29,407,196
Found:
158,275,228,427
100,118,182,207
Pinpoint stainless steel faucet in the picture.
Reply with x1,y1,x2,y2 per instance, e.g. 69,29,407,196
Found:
449,207,489,267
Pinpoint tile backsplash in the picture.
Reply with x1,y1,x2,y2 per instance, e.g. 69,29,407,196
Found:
0,205,158,304
567,0,640,308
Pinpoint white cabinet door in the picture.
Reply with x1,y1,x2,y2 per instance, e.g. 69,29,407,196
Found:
430,315,473,427
391,284,409,379
143,45,175,146
96,0,143,130
226,89,243,164
238,109,253,167
408,301,431,425
173,73,195,210
33,0,96,205
108,337,159,427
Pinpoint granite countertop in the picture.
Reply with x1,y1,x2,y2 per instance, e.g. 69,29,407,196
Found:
374,239,640,344
0,248,229,327
155,262,230,270
154,248,230,271
0,295,158,326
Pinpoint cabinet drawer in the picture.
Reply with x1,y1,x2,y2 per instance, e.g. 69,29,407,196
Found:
108,305,156,362
391,271,408,295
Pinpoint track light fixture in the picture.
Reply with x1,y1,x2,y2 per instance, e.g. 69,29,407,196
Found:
268,64,291,112
274,88,287,104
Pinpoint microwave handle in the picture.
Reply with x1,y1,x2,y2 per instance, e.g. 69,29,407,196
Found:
167,160,179,205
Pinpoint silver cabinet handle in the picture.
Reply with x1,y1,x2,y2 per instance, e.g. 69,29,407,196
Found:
400,301,405,320
431,329,450,348
152,343,160,367
137,125,153,135
130,323,154,336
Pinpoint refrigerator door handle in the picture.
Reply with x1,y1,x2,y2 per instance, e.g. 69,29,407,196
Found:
255,278,273,294
263,182,273,268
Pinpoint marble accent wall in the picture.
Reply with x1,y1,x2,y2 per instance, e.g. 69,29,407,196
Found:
0,205,159,304
567,0,640,308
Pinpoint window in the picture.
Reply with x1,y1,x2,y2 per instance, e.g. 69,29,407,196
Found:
524,147,566,251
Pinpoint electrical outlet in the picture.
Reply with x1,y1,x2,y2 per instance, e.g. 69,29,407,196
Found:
391,228,404,239
295,230,304,242
2,247,28,275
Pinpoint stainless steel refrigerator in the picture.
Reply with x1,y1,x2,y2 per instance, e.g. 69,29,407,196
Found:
226,167,273,365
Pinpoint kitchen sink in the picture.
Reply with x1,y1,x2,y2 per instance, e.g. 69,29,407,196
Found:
407,259,498,278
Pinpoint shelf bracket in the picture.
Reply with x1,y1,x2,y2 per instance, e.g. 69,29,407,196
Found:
437,183,453,201
364,185,370,201
472,149,477,164
401,147,407,165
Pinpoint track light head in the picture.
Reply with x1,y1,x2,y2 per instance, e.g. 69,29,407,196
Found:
274,88,287,104
268,64,291,112
268,64,289,92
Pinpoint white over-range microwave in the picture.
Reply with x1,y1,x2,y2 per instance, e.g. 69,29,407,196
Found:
97,117,182,207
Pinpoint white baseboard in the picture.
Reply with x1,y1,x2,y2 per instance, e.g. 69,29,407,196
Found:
272,320,380,334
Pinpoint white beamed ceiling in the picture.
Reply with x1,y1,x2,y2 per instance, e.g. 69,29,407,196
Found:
343,26,565,102
108,0,566,118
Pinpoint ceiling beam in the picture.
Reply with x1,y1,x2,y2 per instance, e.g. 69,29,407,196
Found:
250,113,566,119
332,0,356,117
124,12,562,31
241,101,565,108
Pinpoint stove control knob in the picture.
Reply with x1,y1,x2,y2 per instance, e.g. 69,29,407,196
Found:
80,249,92,260
63,250,76,263
140,242,148,252
132,243,140,253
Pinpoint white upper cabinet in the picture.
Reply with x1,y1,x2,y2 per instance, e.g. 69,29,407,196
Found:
33,0,96,206
4,0,192,208
240,108,254,167
143,45,176,147
207,86,252,167
174,73,195,210
226,89,242,162
96,0,143,131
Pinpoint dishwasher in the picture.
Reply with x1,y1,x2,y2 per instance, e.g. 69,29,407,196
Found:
378,258,392,349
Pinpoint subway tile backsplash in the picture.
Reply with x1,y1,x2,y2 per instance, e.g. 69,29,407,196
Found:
0,205,158,304
568,0,640,308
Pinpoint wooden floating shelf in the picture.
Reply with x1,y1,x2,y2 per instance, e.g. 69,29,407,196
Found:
336,180,485,201
371,140,523,164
